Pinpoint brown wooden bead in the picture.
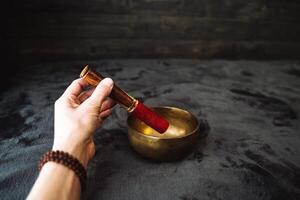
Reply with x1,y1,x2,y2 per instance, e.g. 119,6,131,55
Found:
38,150,86,191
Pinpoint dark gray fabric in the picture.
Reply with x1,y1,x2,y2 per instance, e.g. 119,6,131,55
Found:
0,59,299,200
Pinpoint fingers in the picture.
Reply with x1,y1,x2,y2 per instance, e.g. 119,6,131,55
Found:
78,88,95,103
63,78,89,98
99,109,112,119
95,99,115,124
84,78,114,109
96,109,112,128
78,90,115,111
100,98,116,112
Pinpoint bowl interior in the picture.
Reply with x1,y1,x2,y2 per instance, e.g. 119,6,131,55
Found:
128,107,199,139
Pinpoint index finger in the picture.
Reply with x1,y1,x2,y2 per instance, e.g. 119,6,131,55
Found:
63,78,89,98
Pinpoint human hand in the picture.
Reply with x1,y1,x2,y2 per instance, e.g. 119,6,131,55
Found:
53,78,115,168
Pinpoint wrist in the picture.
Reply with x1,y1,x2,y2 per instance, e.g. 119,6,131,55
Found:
52,141,89,168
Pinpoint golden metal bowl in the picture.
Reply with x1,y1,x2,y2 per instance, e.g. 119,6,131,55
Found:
127,107,200,161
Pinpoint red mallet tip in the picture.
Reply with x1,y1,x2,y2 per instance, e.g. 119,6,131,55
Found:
131,102,169,133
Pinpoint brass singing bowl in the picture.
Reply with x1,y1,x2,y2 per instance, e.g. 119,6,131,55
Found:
127,107,200,161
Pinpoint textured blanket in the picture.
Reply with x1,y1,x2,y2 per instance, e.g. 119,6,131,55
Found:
0,59,299,200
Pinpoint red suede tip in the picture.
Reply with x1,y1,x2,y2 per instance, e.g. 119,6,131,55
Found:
132,102,169,133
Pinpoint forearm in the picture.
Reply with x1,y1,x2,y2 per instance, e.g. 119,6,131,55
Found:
27,162,81,200
27,77,114,199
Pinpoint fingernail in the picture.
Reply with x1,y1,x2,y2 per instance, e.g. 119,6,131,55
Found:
101,78,114,88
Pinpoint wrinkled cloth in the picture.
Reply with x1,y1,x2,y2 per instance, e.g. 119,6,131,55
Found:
0,59,299,200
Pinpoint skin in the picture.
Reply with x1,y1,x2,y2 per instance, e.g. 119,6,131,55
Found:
27,77,115,200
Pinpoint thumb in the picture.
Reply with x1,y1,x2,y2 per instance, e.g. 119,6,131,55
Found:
84,78,114,109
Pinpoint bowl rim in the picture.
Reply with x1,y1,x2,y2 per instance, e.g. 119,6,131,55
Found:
127,106,200,140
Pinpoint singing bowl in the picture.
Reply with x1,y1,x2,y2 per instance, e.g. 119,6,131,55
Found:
127,107,200,161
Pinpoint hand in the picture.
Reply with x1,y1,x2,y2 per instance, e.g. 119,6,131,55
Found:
53,78,115,168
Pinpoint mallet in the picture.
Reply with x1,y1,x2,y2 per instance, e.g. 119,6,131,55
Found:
80,66,169,133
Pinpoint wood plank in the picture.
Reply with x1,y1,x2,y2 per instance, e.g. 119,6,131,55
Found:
18,39,300,63
10,14,300,42
2,1,300,63
10,0,300,22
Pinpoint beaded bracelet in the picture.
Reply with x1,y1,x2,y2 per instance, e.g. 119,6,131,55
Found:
38,150,87,191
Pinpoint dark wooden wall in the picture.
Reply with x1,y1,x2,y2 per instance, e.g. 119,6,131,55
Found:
2,0,300,65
